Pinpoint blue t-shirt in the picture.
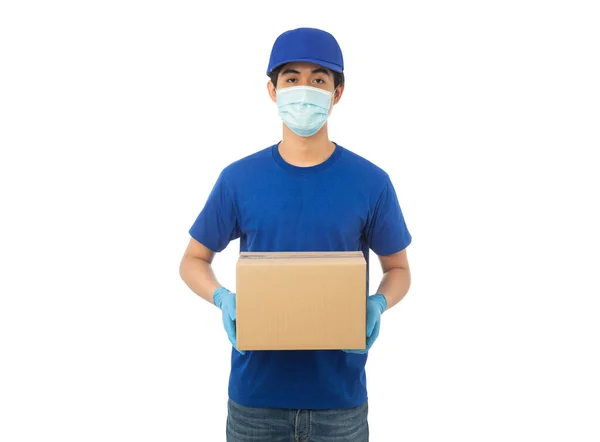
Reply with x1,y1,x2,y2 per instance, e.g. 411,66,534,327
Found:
189,142,412,410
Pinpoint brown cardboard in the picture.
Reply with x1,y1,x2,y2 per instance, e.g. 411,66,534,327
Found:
235,251,367,351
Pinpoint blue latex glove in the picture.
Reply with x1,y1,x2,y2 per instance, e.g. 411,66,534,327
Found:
343,294,387,354
213,287,245,355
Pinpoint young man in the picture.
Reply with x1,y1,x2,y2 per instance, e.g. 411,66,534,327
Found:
179,27,412,442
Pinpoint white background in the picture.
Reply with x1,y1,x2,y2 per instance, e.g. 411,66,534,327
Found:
1,1,599,441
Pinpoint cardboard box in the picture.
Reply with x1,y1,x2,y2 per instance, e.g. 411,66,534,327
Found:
235,251,367,351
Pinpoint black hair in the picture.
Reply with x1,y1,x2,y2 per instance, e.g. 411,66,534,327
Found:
268,64,345,89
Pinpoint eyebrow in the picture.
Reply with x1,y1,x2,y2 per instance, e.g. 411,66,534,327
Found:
281,68,331,76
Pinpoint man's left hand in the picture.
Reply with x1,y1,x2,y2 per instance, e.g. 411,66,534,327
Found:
343,294,387,354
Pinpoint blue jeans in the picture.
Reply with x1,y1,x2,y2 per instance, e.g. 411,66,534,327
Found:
226,398,369,442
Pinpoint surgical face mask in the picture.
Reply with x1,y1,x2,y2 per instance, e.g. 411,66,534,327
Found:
276,86,335,137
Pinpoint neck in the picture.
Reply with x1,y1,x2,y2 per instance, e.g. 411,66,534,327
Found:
278,124,336,167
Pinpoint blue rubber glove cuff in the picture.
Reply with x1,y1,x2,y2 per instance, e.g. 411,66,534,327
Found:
369,293,387,317
212,286,230,308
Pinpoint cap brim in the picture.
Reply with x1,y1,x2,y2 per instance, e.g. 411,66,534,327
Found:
268,57,343,75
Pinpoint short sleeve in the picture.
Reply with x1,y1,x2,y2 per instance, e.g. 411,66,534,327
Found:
366,177,412,256
188,171,241,253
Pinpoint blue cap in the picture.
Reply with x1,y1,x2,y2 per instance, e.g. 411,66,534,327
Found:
267,27,344,75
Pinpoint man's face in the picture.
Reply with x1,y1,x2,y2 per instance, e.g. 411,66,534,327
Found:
267,61,343,109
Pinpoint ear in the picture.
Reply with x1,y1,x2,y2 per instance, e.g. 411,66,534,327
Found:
332,85,344,105
267,80,277,103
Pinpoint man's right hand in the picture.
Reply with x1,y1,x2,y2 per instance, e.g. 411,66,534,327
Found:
213,287,245,355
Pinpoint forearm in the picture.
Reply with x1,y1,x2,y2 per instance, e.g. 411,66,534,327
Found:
375,267,411,311
179,256,221,304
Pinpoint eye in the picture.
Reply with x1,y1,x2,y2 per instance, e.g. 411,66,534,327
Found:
313,78,325,84
286,78,297,83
